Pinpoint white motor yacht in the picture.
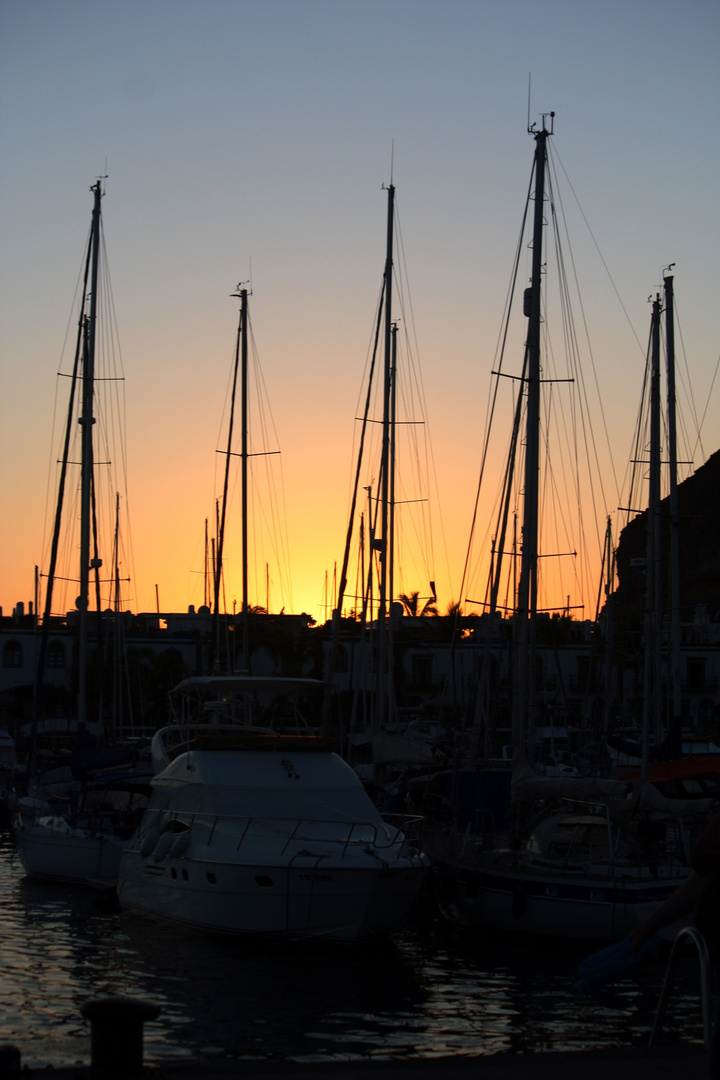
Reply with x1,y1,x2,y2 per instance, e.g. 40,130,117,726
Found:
116,676,429,942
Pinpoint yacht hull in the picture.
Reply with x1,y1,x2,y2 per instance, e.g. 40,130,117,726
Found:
436,852,688,940
14,823,123,885
117,848,427,942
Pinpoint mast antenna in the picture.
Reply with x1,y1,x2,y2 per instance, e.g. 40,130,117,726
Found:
94,165,108,196
527,74,531,132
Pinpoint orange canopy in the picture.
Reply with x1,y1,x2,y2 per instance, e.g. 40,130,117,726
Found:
621,755,720,783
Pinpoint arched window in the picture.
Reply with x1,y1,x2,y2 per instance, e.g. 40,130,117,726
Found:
412,653,433,688
47,640,66,669
334,645,348,673
3,640,22,669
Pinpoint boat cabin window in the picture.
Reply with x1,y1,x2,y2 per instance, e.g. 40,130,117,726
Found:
530,818,612,860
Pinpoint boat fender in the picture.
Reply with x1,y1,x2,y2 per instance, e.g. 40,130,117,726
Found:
151,830,174,863
140,827,161,858
573,937,663,997
169,832,190,859
512,883,527,918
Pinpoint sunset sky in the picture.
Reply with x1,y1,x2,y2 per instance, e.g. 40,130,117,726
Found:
1,0,718,627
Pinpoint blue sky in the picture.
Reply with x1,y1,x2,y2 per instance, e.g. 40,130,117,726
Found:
1,0,718,621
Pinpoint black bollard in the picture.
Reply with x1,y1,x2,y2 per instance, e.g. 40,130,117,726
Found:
0,1045,21,1076
81,996,161,1079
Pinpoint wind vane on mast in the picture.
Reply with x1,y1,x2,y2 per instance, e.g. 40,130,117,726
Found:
528,110,555,135
231,279,250,298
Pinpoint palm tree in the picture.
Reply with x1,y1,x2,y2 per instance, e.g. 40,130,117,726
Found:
398,590,438,617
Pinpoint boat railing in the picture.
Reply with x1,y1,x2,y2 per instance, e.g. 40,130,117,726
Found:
137,808,425,860
650,925,714,1051
385,811,426,850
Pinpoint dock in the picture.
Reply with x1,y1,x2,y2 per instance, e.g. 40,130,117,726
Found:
21,1043,705,1080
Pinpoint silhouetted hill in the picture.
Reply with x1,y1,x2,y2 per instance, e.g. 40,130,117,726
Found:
613,448,720,623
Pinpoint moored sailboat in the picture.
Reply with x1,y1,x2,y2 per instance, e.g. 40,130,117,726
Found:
12,181,148,885
432,119,712,940
325,182,443,791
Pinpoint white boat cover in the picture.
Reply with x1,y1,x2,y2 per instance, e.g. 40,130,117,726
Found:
510,753,628,802
150,749,389,826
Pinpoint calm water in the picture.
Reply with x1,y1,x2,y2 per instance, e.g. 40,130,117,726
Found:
0,832,705,1070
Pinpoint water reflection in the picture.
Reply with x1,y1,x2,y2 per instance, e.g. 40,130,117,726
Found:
0,834,702,1069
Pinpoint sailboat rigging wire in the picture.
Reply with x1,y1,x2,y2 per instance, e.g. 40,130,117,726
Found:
39,202,135,618
540,198,590,609
673,300,708,466
95,221,134,609
31,232,93,764
692,350,719,464
552,145,646,356
92,222,135,612
41,222,96,612
459,134,641,641
212,303,293,617
97,227,136,604
620,285,712,590
456,165,533,615
623,320,655,535
248,315,294,612
392,202,442,594
548,157,617,515
336,281,384,618
340,192,440,624
544,151,620,575
214,298,241,644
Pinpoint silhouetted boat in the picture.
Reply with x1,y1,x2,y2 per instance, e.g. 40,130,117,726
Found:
13,181,147,883
433,120,711,940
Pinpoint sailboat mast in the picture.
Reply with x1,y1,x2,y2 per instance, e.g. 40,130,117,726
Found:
513,122,549,755
376,184,395,728
240,288,250,673
215,295,243,672
204,519,210,609
379,183,395,622
600,516,616,737
389,322,398,618
664,272,682,747
78,180,103,728
112,491,121,740
642,295,663,774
